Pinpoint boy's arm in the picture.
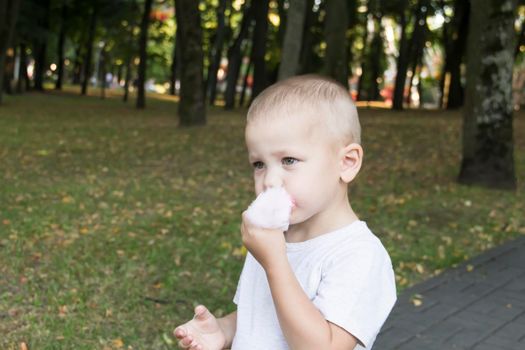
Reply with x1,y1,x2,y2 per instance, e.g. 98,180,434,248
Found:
265,258,358,350
241,215,358,350
217,311,237,349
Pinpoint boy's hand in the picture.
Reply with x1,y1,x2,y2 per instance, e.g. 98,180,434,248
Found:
174,305,226,350
241,211,287,271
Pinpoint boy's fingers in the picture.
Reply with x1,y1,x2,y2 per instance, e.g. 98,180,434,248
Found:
174,327,186,338
194,304,212,321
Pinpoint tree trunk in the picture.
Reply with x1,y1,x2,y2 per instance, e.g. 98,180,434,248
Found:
392,3,410,110
55,2,68,90
206,0,228,105
169,14,180,96
447,0,469,109
458,0,517,190
3,45,15,94
123,56,131,102
136,0,153,109
322,0,349,87
224,1,253,109
32,0,51,92
81,2,98,95
0,0,21,104
16,42,27,93
299,0,318,74
250,0,270,101
368,15,384,101
175,0,206,126
278,0,308,80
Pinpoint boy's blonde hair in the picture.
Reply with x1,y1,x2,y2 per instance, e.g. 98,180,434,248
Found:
247,74,361,145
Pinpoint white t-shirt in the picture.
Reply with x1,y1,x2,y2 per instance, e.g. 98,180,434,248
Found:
231,220,396,350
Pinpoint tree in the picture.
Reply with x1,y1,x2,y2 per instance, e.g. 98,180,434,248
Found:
322,0,349,87
175,0,206,126
393,0,429,110
224,1,253,109
81,1,98,95
250,0,270,100
55,1,69,90
206,0,229,105
458,0,517,189
0,0,21,104
278,0,308,80
439,0,469,109
136,0,153,109
32,0,51,91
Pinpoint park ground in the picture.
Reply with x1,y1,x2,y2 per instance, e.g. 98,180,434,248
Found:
0,89,524,349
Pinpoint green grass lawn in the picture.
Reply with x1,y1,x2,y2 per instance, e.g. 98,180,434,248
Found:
1,89,524,349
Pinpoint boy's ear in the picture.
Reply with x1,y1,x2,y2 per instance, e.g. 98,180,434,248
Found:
339,143,363,183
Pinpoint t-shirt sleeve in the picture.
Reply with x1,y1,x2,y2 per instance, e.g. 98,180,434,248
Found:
312,238,397,349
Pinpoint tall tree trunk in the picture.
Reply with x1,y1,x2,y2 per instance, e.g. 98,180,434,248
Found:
136,0,153,109
0,0,21,104
55,2,68,90
16,42,27,93
368,15,384,101
299,0,318,74
81,2,98,95
278,0,308,80
446,0,469,109
224,2,253,109
206,0,228,105
458,0,517,190
33,0,51,92
99,44,107,99
169,10,180,96
250,0,270,100
175,0,206,125
322,0,349,87
123,56,131,102
3,46,15,94
392,3,410,110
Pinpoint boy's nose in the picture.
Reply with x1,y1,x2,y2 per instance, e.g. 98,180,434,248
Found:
263,170,283,190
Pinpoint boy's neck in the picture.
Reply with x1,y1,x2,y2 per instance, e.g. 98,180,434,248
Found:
285,193,359,243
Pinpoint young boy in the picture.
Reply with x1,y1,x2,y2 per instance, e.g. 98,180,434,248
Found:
174,75,396,350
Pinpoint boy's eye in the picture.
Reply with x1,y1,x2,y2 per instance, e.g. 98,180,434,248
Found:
252,161,264,170
282,157,298,166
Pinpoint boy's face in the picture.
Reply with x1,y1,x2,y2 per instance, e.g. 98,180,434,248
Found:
245,115,344,226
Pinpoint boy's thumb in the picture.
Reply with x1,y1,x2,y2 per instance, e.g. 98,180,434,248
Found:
194,305,212,321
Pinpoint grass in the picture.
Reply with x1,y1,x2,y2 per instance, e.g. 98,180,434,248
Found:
0,88,524,349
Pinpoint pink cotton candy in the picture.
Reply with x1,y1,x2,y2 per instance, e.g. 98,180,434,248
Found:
245,187,293,231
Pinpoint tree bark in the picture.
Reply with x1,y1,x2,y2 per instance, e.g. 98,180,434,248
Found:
175,0,206,126
136,0,153,109
16,42,27,93
322,0,349,87
458,0,517,190
393,0,429,110
392,3,409,110
55,2,68,90
32,0,51,92
224,1,253,109
81,2,98,95
446,0,469,109
250,0,270,100
0,0,21,104
123,56,131,102
206,0,228,105
169,8,180,96
278,0,307,80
